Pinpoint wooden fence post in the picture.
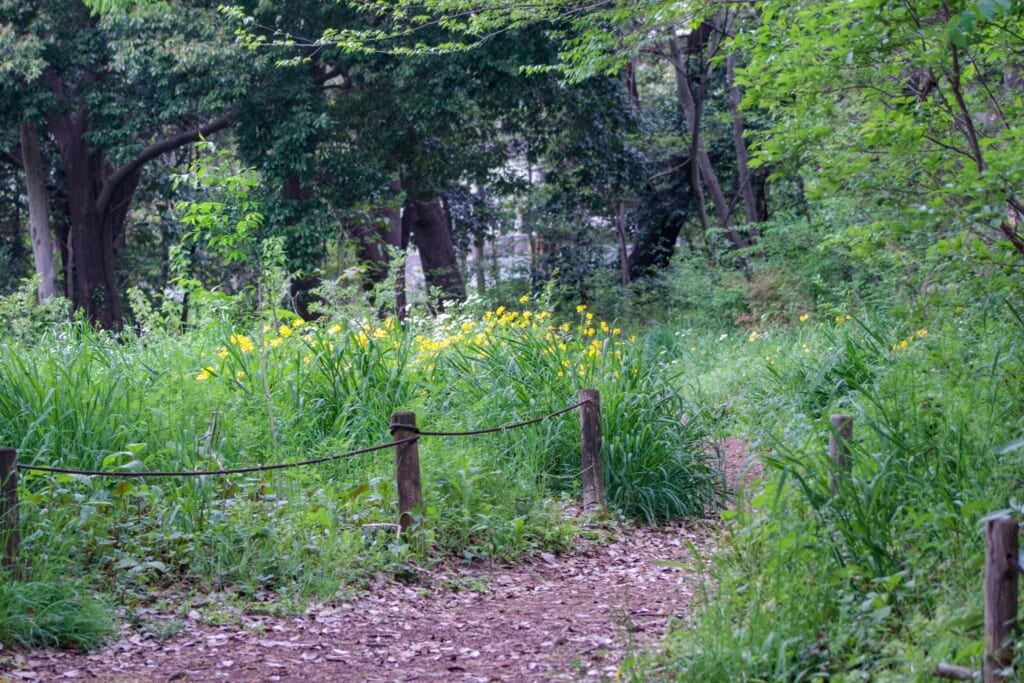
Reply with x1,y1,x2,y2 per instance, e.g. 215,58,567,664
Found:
1,448,19,571
984,517,1019,683
579,389,605,511
828,414,853,494
391,412,423,534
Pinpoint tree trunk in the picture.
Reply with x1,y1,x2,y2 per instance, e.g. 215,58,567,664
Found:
473,233,486,294
48,101,124,329
727,54,762,225
344,199,404,314
668,35,749,251
629,178,689,277
44,66,234,329
402,197,465,312
19,122,59,302
615,201,630,286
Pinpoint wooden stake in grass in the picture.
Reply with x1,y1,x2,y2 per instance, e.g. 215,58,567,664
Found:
392,412,423,533
580,389,605,511
985,517,1019,683
828,414,853,494
1,448,19,571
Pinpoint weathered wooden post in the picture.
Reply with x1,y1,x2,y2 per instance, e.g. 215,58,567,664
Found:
1,448,19,571
984,517,1019,683
391,412,423,534
579,389,605,511
828,414,853,494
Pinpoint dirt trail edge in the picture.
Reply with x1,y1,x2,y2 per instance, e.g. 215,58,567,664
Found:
2,443,751,683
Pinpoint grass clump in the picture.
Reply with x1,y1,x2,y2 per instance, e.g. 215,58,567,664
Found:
0,578,113,650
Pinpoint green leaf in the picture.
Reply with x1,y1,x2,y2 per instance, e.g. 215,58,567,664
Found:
975,0,997,19
960,10,977,33
947,22,968,48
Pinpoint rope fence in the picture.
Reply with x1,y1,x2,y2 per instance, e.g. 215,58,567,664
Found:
14,437,420,478
0,390,603,570
402,400,588,438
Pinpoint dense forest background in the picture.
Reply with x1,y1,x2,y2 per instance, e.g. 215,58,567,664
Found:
2,0,1024,680
4,0,1020,328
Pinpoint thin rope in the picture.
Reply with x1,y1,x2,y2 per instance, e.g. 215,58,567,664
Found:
15,437,418,478
392,399,589,438
13,397,594,478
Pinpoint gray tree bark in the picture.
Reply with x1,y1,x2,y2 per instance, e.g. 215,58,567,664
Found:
19,122,59,302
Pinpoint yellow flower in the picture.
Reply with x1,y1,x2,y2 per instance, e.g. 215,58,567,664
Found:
217,347,229,359
799,313,809,322
576,304,587,313
629,335,637,343
230,334,254,352
329,324,342,335
278,325,292,338
835,316,844,323
269,337,283,348
519,294,529,304
901,339,909,349
748,332,758,343
600,321,609,333
461,322,473,333
585,327,596,336
495,305,506,316
560,323,571,333
612,328,621,336
195,370,210,381
292,317,305,328
916,329,928,337
585,312,594,323
235,370,246,380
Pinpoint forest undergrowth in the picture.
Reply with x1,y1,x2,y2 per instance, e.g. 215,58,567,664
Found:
1,255,1022,683
623,292,1024,681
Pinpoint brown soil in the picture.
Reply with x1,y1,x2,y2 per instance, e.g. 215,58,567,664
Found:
0,442,755,683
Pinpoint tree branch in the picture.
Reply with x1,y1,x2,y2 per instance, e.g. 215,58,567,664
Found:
0,149,23,170
96,109,236,219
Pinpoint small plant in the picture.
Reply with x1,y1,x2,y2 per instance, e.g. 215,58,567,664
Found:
0,578,113,650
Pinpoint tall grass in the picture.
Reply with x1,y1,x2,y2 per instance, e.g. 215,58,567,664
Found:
0,299,720,648
638,300,1024,681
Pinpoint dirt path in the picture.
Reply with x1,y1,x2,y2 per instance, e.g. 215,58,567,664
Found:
1,443,753,683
